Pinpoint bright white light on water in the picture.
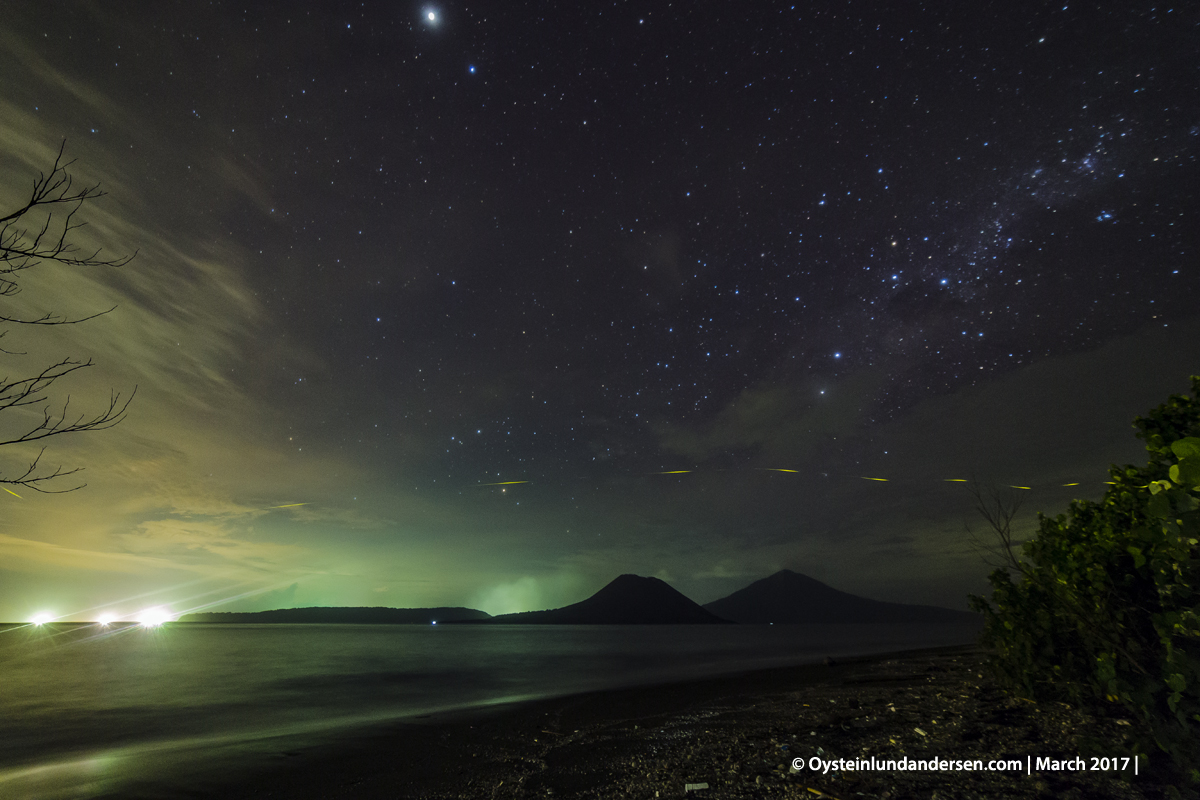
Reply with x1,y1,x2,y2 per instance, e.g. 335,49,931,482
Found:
97,614,115,627
137,607,172,628
31,613,53,626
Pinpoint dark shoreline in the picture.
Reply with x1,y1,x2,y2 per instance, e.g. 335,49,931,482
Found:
191,643,1178,800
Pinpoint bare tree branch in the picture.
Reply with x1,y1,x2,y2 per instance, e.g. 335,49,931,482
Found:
0,142,135,491
3,448,87,493
965,480,1027,573
0,385,136,448
0,141,136,320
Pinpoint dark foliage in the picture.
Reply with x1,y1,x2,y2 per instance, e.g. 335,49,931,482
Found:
970,376,1200,782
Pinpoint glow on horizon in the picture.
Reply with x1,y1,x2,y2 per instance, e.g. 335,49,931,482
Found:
31,613,53,626
136,607,173,628
97,614,116,626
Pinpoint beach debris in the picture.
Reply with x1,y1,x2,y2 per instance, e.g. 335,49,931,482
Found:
805,787,846,800
684,782,709,792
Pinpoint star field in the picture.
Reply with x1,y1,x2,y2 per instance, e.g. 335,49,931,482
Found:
0,1,1196,617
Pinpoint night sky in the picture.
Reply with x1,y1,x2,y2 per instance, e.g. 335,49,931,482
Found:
1,2,1197,622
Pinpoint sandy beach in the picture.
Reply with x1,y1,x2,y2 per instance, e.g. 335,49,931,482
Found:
208,644,1181,800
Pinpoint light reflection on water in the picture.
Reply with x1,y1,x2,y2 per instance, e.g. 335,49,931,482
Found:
0,621,979,798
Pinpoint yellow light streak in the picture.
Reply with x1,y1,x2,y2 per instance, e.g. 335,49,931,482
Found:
435,472,1101,488
3,487,21,498
270,503,310,508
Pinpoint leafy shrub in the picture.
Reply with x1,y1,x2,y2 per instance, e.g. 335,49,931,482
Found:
969,376,1200,781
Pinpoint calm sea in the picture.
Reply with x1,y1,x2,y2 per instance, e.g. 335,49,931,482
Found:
0,621,980,798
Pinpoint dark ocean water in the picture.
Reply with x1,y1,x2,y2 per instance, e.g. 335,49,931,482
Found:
0,621,980,798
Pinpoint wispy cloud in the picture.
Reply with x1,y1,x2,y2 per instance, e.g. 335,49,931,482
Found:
0,532,194,575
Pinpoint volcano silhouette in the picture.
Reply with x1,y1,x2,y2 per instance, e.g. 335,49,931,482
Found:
703,569,979,624
488,574,729,624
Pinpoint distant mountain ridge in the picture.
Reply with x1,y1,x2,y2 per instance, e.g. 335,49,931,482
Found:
175,571,979,626
179,607,490,624
463,574,730,624
702,569,980,624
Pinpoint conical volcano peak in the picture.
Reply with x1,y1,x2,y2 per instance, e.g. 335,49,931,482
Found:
703,571,979,624
491,574,729,624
